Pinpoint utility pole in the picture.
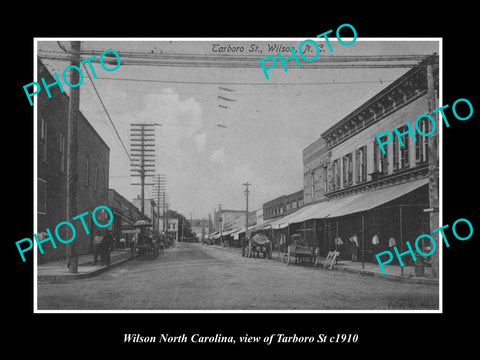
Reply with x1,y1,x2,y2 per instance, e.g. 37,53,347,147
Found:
426,57,439,279
65,41,81,273
208,213,212,237
164,192,168,237
130,123,157,218
217,204,222,245
181,216,184,242
152,173,166,233
243,182,251,239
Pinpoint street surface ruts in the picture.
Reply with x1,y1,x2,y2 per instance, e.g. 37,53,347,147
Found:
37,242,439,310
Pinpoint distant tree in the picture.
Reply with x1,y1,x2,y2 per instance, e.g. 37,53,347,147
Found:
165,209,194,238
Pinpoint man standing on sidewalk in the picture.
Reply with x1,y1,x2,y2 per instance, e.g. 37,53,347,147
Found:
101,230,114,266
93,231,103,265
349,232,359,262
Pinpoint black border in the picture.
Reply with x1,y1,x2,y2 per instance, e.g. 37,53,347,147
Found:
7,6,478,355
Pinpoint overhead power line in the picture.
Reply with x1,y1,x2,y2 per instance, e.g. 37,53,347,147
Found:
71,75,396,87
39,50,436,70
82,63,131,162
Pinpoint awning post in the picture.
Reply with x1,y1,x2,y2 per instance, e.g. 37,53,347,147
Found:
361,214,365,270
399,205,403,276
335,219,339,251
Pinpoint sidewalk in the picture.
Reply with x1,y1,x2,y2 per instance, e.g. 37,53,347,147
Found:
208,244,438,285
37,249,136,282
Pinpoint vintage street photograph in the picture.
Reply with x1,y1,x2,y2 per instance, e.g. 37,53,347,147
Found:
34,38,441,311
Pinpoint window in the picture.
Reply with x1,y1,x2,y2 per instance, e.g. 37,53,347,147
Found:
342,153,353,187
39,118,47,162
393,134,398,171
356,146,367,183
59,134,66,172
416,117,430,163
323,165,328,193
378,136,389,174
286,202,291,211
93,163,98,191
373,135,388,174
400,136,409,169
38,178,47,214
311,171,315,199
292,201,297,209
393,126,410,171
332,159,340,190
85,155,90,186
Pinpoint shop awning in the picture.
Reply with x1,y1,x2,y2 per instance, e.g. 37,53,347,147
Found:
223,228,241,236
247,217,278,233
267,206,312,229
328,178,428,218
287,178,429,224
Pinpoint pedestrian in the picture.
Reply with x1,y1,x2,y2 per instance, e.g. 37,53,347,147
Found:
93,231,103,265
266,240,272,259
371,232,380,261
334,236,343,252
349,232,359,262
101,229,114,266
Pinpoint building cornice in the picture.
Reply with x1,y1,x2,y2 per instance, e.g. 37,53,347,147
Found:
321,57,439,151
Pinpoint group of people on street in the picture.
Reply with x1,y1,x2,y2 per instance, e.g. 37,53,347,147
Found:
93,229,114,266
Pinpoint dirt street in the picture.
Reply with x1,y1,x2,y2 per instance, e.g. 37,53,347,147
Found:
37,242,439,310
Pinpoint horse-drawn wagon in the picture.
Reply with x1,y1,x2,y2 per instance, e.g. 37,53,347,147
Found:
242,234,272,259
284,233,316,265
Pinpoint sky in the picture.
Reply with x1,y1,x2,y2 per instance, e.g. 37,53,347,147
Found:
37,38,439,220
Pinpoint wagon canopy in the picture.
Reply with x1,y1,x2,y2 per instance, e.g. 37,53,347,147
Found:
251,233,270,245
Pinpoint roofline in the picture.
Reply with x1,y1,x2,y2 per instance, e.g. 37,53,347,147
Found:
38,59,111,152
321,53,438,139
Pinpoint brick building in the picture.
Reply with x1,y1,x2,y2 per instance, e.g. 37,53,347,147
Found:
107,189,142,247
265,56,439,265
37,59,110,263
263,189,304,220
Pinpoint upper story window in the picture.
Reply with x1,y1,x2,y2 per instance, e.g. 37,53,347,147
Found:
93,163,99,191
39,118,48,162
374,136,389,175
356,145,367,183
416,117,430,163
332,159,340,190
311,171,315,199
84,155,90,186
342,153,353,187
59,134,66,172
323,165,328,193
393,125,410,171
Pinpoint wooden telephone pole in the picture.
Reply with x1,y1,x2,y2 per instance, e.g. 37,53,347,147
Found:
152,173,166,233
130,123,156,218
65,41,81,273
243,182,251,238
426,58,440,279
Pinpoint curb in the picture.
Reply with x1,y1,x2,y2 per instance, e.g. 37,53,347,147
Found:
37,253,137,282
327,263,439,285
